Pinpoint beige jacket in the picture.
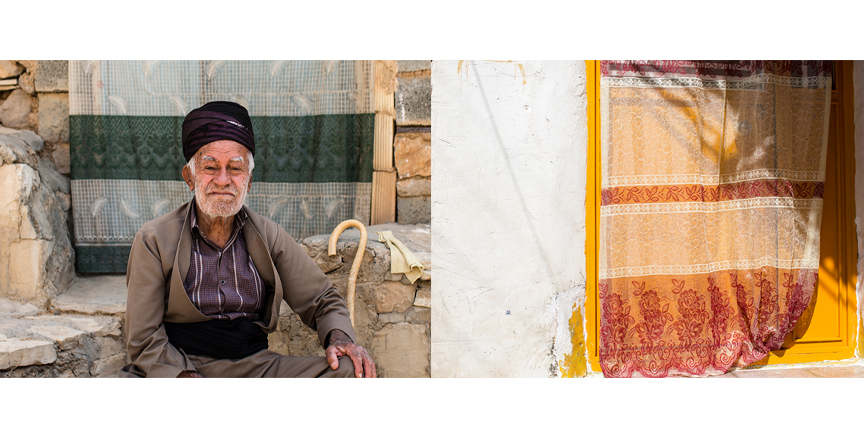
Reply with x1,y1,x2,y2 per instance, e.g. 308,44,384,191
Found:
124,200,356,378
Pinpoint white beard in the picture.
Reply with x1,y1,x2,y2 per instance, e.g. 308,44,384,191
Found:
193,175,249,218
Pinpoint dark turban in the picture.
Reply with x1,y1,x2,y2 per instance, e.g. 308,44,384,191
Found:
181,101,255,162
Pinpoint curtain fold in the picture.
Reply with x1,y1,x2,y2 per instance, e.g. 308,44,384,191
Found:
69,61,375,273
598,60,833,377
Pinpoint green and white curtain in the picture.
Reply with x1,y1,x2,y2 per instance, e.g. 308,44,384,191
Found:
70,60,375,272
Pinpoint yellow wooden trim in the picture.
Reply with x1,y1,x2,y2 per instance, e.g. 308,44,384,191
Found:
763,60,858,365
839,60,860,359
585,60,602,373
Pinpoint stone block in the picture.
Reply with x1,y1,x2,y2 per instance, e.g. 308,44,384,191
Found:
0,89,33,129
397,196,430,225
394,132,431,179
397,61,431,73
378,311,405,325
0,61,24,80
395,76,431,126
0,339,56,370
7,239,52,304
29,325,85,350
57,193,71,212
414,281,431,308
96,336,125,359
267,318,292,356
37,93,69,142
305,234,391,283
0,166,30,230
52,142,70,175
371,280,416,314
18,71,35,95
34,61,68,92
15,61,36,71
12,129,43,153
405,306,430,324
0,297,39,317
51,275,127,316
26,315,123,338
0,158,73,307
37,157,70,194
396,178,431,197
91,354,127,377
81,318,122,338
0,129,39,166
286,315,325,358
369,324,429,378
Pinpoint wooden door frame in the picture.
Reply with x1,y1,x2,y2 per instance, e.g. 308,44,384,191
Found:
584,60,858,372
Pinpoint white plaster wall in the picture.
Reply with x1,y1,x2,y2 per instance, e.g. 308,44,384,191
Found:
854,61,864,355
431,61,588,377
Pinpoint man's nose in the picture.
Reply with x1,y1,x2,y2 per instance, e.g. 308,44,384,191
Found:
213,167,232,185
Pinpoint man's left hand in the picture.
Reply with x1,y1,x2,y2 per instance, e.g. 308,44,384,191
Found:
325,329,377,378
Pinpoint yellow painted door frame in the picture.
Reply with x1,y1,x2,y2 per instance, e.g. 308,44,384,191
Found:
584,60,858,372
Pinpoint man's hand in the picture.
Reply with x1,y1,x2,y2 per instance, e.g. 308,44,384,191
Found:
177,370,202,378
325,329,377,378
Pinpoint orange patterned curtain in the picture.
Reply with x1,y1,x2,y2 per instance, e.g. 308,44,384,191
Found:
598,61,833,377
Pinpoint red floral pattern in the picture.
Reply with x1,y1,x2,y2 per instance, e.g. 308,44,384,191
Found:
600,180,824,206
598,269,818,377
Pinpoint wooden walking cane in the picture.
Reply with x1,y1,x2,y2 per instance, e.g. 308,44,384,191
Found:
327,219,367,327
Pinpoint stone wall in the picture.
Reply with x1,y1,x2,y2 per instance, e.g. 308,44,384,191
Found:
269,224,432,377
0,60,74,308
394,61,431,225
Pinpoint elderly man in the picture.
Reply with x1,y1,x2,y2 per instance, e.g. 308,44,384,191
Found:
120,101,375,378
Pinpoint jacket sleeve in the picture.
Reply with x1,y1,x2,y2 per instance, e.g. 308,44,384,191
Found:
270,226,357,347
125,229,196,377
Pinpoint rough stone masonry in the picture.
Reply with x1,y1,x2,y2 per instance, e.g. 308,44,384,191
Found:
394,61,431,225
0,61,74,309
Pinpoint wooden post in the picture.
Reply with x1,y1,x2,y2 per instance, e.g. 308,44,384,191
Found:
371,60,397,224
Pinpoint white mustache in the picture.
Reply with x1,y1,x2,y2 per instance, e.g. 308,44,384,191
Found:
205,185,240,196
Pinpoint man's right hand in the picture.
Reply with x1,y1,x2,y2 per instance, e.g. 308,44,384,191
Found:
177,370,203,378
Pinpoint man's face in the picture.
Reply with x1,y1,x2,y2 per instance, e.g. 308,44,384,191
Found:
182,140,252,218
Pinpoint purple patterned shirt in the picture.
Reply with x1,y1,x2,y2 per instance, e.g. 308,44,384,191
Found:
183,201,266,321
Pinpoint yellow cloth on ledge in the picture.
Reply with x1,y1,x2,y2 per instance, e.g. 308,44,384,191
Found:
376,231,424,284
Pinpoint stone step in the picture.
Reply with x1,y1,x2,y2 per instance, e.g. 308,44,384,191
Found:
51,274,127,316
0,296,127,377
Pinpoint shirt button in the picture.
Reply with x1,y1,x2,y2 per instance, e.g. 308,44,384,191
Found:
221,280,226,286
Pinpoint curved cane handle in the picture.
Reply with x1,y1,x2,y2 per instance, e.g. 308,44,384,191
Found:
327,219,367,327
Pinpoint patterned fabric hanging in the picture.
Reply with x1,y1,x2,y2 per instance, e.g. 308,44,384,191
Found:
69,61,375,272
598,61,833,377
